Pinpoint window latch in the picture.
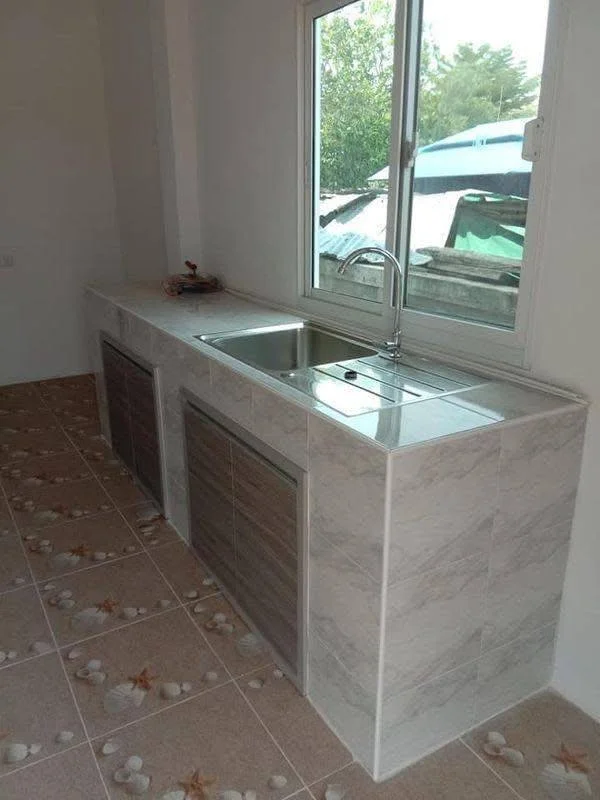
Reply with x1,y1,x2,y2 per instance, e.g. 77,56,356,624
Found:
522,116,544,162
402,136,419,169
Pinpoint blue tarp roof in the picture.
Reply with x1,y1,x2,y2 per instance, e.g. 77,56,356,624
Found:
368,118,532,185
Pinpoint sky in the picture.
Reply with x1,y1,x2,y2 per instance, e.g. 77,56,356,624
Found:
424,0,550,77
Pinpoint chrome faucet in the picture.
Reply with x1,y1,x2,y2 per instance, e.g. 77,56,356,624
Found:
338,246,404,360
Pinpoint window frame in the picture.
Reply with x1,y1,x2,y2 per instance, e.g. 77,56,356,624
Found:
299,0,563,368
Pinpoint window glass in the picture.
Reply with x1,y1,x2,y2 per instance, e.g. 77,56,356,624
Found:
308,0,551,336
404,0,550,327
312,0,396,304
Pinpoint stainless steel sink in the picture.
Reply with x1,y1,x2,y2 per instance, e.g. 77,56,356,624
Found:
196,321,485,417
197,322,377,375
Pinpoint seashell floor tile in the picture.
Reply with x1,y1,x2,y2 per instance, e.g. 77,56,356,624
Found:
238,664,351,785
149,541,218,602
0,410,61,433
2,376,600,799
462,690,600,800
0,427,74,466
36,374,95,397
0,530,33,594
22,509,142,581
185,594,272,678
43,552,177,646
63,608,225,738
67,423,114,464
0,744,107,799
89,462,148,507
310,742,520,799
120,501,181,549
93,683,302,800
0,586,54,667
0,451,92,494
0,653,85,776
7,478,114,529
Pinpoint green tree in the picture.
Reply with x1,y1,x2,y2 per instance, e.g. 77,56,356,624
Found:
419,43,540,145
318,5,540,189
319,0,395,191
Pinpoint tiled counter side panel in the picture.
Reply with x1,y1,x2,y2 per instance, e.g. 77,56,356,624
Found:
379,407,587,779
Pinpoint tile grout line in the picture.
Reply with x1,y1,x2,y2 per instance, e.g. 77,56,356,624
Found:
458,738,528,800
0,440,112,799
231,679,309,794
5,381,335,796
84,678,235,743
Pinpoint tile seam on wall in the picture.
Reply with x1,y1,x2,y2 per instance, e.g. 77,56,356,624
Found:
373,451,393,780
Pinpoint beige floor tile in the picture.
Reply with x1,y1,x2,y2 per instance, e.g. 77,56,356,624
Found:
0,394,45,415
64,607,227,739
150,541,216,601
59,408,102,430
0,532,32,594
43,390,98,413
186,594,272,678
0,744,107,799
0,499,15,536
0,382,41,401
23,510,142,582
94,682,302,799
0,653,86,776
7,478,114,529
42,553,178,646
36,375,95,395
0,410,60,432
311,741,517,799
120,501,180,549
0,587,54,667
68,424,114,465
239,665,351,784
463,689,600,799
92,463,148,508
0,452,92,494
0,428,74,466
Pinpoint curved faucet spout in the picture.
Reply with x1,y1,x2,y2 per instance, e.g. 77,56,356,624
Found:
338,246,403,360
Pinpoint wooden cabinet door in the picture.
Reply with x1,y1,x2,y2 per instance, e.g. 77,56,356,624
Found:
101,341,134,470
232,441,299,670
184,406,236,593
127,363,163,506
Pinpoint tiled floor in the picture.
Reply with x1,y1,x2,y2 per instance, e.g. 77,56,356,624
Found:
1,376,599,799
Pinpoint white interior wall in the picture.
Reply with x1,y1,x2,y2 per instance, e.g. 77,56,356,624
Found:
0,0,122,384
96,0,167,281
194,0,600,718
527,0,600,720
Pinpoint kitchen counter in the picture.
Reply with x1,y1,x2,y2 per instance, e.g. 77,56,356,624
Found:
85,280,588,779
85,281,582,452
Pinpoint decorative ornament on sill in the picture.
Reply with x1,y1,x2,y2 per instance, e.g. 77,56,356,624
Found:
162,261,223,297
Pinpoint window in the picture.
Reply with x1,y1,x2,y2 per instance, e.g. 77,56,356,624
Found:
304,0,553,363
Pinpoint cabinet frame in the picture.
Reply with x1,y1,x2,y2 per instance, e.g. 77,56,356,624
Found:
100,333,166,512
181,388,308,693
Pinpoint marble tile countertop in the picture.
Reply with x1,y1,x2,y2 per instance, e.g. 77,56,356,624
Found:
87,281,583,452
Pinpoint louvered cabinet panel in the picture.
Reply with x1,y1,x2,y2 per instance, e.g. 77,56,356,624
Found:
184,405,236,593
127,364,162,506
232,441,299,670
101,340,163,507
101,341,134,470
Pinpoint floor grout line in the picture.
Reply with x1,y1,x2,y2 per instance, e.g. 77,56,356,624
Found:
0,446,112,799
458,738,528,800
232,680,308,792
85,677,235,743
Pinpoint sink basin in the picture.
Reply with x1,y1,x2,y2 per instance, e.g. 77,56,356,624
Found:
197,322,377,375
